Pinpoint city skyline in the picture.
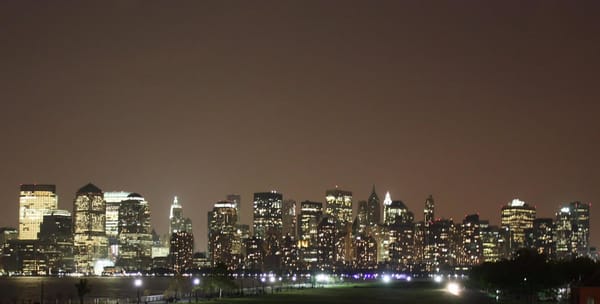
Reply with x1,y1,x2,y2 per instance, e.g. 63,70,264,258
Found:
1,1,599,254
2,181,594,253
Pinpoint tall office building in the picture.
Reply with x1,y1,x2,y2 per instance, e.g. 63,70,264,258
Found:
366,186,381,225
424,195,435,226
532,218,555,259
104,191,131,240
325,188,353,230
501,198,536,252
282,199,297,238
459,214,482,266
18,184,58,240
383,192,413,226
117,193,152,272
208,201,238,269
170,231,194,273
555,201,590,259
38,210,74,274
253,191,283,255
298,201,322,270
226,194,241,221
169,196,192,234
316,216,336,271
73,183,108,274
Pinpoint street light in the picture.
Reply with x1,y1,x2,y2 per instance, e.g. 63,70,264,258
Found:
134,278,143,304
193,278,200,303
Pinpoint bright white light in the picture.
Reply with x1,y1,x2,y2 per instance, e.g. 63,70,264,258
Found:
193,278,200,286
269,276,276,283
561,207,570,213
316,274,329,283
260,278,266,283
292,276,297,282
510,199,525,207
434,275,443,283
134,278,143,287
94,259,114,276
406,276,412,282
382,274,391,283
446,282,461,296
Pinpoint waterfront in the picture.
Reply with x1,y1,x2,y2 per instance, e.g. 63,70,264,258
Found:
0,277,176,303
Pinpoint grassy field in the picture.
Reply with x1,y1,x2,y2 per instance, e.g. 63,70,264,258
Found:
208,281,492,304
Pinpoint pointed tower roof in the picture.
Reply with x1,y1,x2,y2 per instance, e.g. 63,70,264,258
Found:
384,191,392,205
76,183,102,194
368,185,380,203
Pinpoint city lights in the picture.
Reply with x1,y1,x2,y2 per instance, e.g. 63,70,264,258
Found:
446,282,461,296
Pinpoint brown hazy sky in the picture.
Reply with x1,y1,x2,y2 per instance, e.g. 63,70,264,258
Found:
1,1,599,252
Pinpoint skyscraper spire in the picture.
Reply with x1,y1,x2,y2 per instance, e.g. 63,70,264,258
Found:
384,191,392,206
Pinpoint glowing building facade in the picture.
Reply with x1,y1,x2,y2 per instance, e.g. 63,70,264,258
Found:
117,193,152,272
169,231,194,273
501,199,536,252
73,183,108,274
170,196,192,235
19,184,58,240
208,201,238,269
325,188,353,230
252,191,283,255
555,201,590,259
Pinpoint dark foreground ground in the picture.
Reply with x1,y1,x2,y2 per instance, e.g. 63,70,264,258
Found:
213,281,496,304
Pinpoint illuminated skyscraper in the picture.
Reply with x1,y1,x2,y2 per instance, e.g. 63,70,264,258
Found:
383,192,413,226
169,231,194,273
117,193,152,272
366,185,381,225
458,214,482,266
316,216,336,271
104,191,131,240
325,187,353,230
38,210,73,274
73,183,108,274
208,201,238,269
532,218,555,259
424,195,434,226
169,196,192,234
226,194,241,221
354,234,377,270
555,201,590,259
19,184,58,240
501,198,536,252
298,201,322,270
252,191,283,255
282,199,297,238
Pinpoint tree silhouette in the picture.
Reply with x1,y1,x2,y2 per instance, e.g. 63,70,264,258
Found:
74,279,91,304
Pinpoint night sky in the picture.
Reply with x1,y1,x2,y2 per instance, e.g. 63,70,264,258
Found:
1,2,599,252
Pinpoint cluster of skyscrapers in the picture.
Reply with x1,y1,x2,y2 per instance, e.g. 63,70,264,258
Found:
207,187,592,275
0,183,592,276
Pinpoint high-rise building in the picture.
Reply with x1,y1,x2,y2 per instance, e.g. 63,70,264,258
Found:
366,185,381,225
354,234,377,270
226,194,241,221
18,184,58,240
383,192,413,226
501,198,536,252
170,231,194,273
532,218,555,259
298,201,322,270
479,221,504,262
325,188,353,230
428,219,457,271
117,193,152,272
555,202,590,259
208,201,238,269
73,183,108,274
316,216,336,272
282,199,297,238
104,191,131,261
252,191,283,255
104,191,131,239
169,196,192,234
458,214,482,266
424,195,435,226
38,210,74,274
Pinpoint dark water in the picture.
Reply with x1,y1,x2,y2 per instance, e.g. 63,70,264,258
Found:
0,277,178,303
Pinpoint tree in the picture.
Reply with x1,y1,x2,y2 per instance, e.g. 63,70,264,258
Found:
74,279,91,304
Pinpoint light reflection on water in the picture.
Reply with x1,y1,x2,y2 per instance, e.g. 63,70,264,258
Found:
0,277,176,302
